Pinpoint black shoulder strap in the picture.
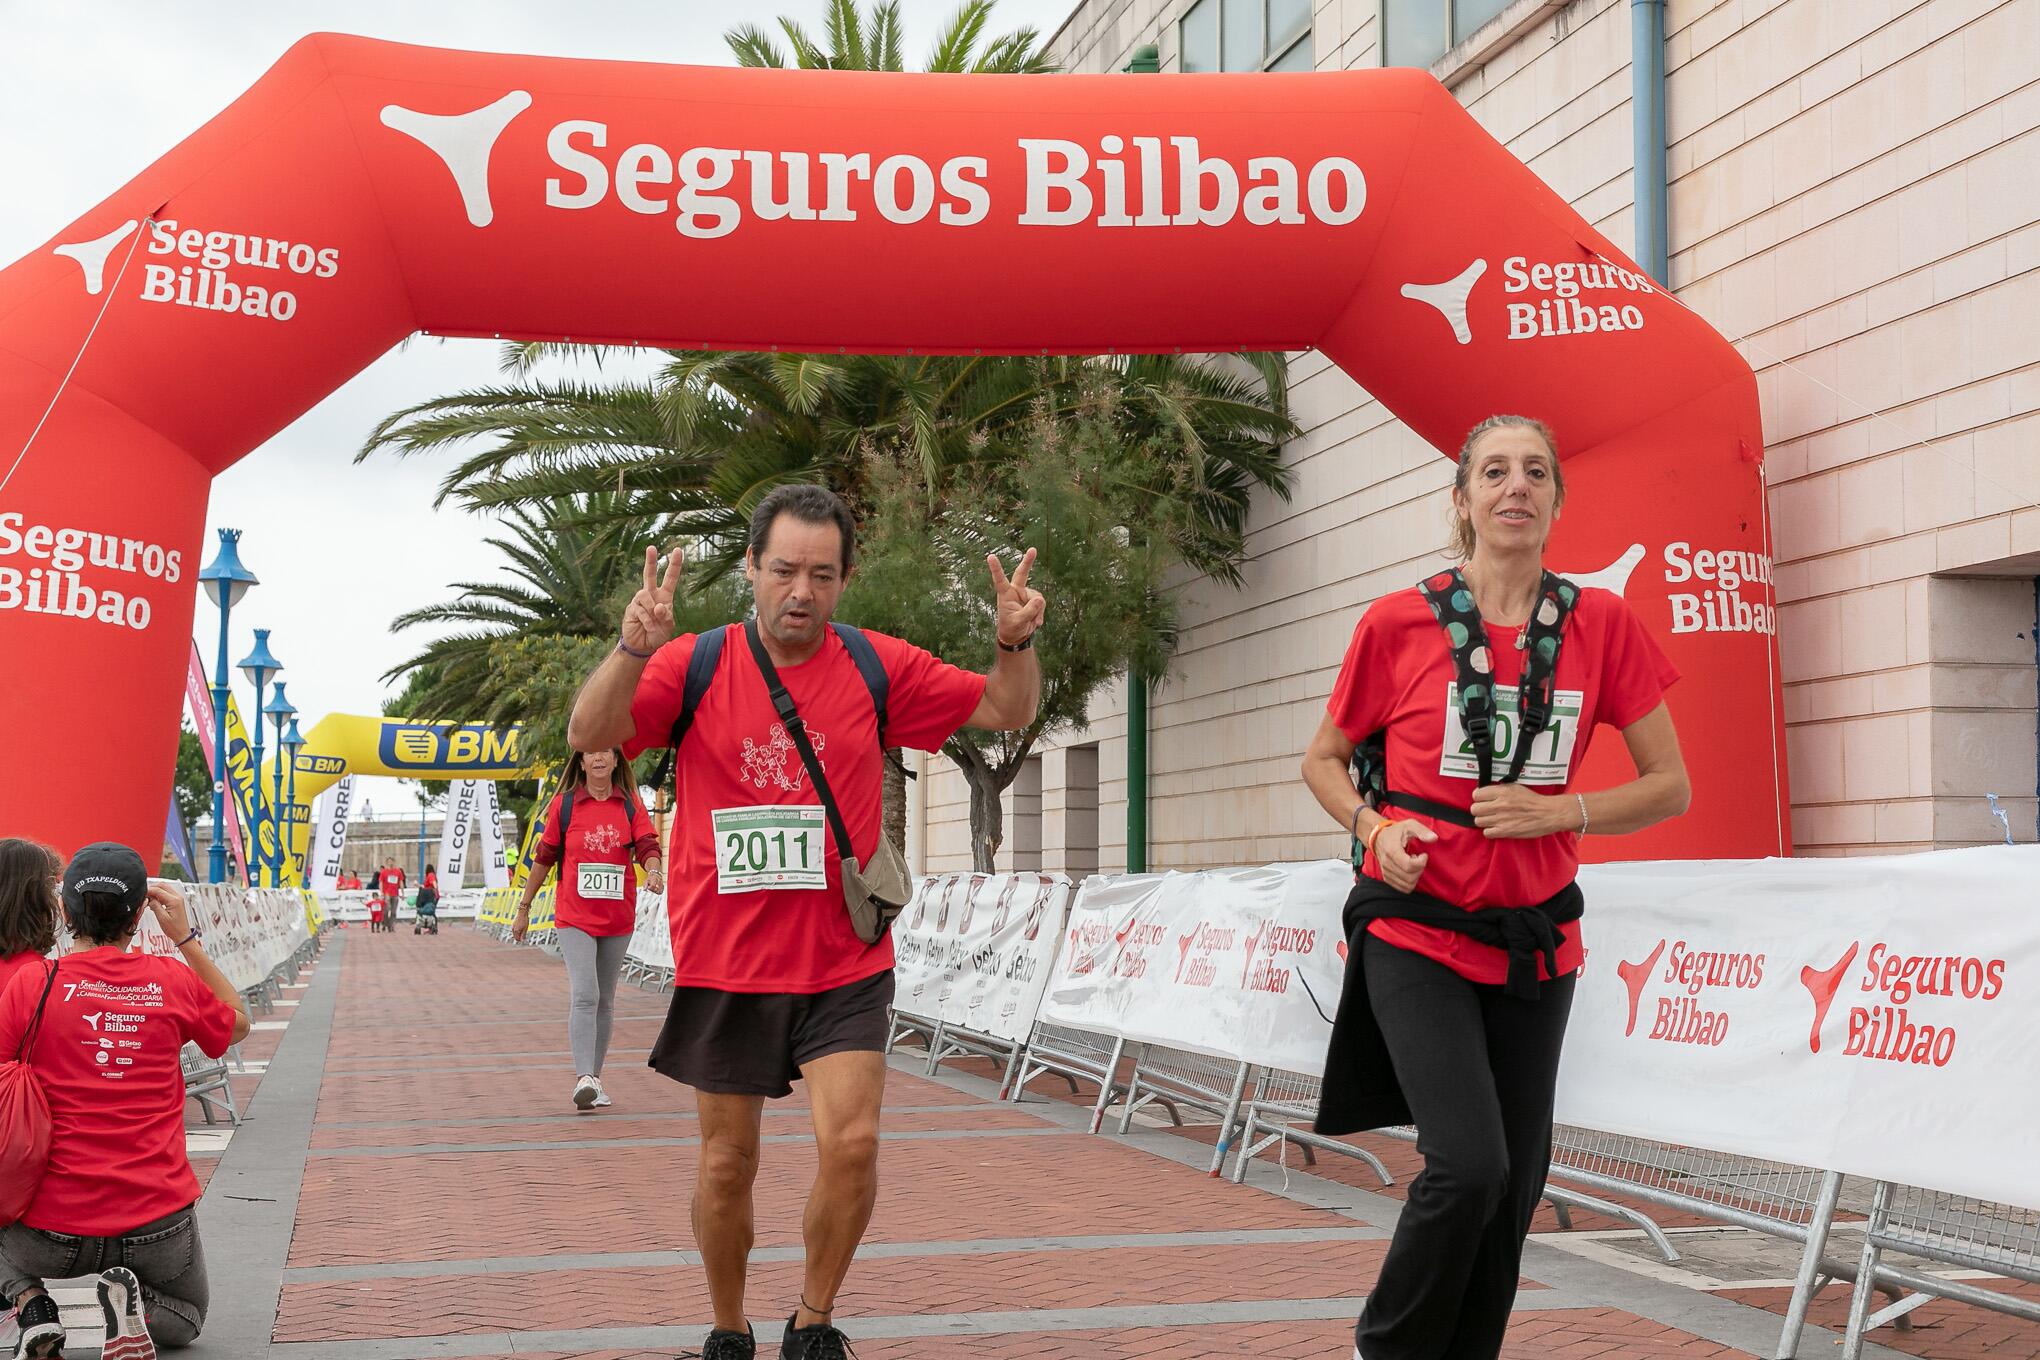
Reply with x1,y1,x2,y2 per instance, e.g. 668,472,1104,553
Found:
559,787,574,841
18,961,59,1064
1418,567,1579,786
743,620,854,862
831,622,912,782
647,626,729,795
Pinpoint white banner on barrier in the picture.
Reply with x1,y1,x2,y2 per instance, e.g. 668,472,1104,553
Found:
436,780,480,882
893,871,1072,1044
478,781,510,889
1034,862,1347,1073
136,883,307,992
1558,845,2040,1212
1028,847,2040,1212
306,777,353,892
625,887,674,970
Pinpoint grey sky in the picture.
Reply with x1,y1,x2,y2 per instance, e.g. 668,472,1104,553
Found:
1,0,1075,815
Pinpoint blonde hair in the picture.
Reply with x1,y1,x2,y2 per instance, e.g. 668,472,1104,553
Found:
1448,414,1565,561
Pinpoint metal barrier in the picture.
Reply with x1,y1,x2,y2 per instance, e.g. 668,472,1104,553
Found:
181,1041,239,1126
1230,1067,1390,1187
922,1019,1029,1099
1843,1183,2040,1358
1115,1045,1253,1175
1007,1021,1125,1130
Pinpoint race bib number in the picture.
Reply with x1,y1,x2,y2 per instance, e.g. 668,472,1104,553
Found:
577,861,626,901
713,806,828,893
1439,683,1585,786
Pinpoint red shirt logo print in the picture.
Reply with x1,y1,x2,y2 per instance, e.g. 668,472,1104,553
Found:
739,723,826,793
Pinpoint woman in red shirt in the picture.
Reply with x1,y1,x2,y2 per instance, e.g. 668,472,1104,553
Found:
1301,416,1691,1360
0,843,251,1360
514,747,662,1111
0,838,61,1000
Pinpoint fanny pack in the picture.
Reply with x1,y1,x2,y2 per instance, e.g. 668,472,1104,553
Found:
743,621,910,945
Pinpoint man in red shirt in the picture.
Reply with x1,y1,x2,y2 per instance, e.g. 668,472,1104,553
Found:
569,484,1044,1360
374,859,406,932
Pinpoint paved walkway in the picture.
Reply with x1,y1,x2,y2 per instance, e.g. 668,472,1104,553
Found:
28,923,2036,1358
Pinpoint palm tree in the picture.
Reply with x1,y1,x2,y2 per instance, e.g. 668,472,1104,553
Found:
726,0,1059,74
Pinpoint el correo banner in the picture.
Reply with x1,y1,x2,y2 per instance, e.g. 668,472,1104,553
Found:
478,780,510,889
306,776,353,891
436,779,480,881
893,872,1071,1045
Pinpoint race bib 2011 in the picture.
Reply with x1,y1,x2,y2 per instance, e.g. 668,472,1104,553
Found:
1439,683,1585,786
577,861,626,900
713,805,828,893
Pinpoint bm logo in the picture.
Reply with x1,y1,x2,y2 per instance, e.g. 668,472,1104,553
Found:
296,754,348,777
379,724,521,770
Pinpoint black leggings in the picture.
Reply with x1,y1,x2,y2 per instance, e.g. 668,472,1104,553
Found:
1355,933,1576,1360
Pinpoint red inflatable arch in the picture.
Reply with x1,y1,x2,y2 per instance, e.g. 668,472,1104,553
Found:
0,35,1788,861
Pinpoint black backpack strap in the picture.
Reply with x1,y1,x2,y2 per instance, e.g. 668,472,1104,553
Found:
1506,572,1581,784
831,623,911,781
647,626,730,796
559,787,574,842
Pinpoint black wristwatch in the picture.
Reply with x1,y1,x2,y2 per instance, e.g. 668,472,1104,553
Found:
997,634,1034,653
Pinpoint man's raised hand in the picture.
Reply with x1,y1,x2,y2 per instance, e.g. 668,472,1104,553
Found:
623,545,685,656
988,547,1046,647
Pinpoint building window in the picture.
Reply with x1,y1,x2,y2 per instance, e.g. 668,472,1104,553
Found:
1180,0,1314,73
1384,0,1516,68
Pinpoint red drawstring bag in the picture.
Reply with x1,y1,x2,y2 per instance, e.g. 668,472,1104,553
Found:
0,962,58,1224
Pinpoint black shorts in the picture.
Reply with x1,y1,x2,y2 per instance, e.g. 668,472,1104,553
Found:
648,969,894,1098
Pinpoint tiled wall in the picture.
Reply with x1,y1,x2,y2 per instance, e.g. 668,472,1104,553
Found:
915,0,2040,872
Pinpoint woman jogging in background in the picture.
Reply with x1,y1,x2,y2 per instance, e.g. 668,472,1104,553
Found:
514,748,662,1111
1300,415,1691,1360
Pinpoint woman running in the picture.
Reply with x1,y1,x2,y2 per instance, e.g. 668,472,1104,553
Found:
514,748,662,1111
1302,414,1691,1360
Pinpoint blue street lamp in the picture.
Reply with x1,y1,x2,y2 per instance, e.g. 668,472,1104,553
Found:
198,532,257,884
263,681,298,886
281,718,307,886
237,631,282,884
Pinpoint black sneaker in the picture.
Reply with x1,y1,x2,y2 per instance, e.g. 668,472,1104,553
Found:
780,1313,855,1359
685,1324,756,1359
13,1292,64,1360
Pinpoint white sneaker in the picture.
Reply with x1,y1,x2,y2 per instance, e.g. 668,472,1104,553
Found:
572,1075,599,1112
591,1078,612,1109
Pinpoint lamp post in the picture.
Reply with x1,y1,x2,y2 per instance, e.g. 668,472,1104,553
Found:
236,630,282,885
196,531,257,884
263,681,297,887
281,718,306,887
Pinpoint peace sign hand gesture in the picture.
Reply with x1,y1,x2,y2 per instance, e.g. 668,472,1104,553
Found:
622,546,685,656
988,548,1047,648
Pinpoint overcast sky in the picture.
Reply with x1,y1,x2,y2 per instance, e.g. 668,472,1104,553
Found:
1,0,1075,816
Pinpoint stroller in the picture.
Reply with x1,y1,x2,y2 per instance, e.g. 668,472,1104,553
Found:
413,887,440,935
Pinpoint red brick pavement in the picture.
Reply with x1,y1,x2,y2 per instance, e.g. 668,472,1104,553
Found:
258,926,2037,1358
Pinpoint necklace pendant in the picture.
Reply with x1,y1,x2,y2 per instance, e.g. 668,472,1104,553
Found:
1515,630,1529,651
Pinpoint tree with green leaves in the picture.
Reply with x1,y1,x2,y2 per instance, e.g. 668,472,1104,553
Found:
726,0,1058,74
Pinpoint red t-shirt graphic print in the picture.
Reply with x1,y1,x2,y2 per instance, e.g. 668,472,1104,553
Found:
626,625,985,994
1328,584,1679,986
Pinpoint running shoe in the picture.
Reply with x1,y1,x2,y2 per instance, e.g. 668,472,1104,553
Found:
12,1292,64,1359
572,1075,599,1111
780,1313,855,1358
685,1324,756,1359
96,1268,156,1360
591,1078,612,1108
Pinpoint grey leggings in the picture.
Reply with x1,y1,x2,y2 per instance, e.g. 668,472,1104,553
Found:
0,1205,207,1347
558,926,631,1076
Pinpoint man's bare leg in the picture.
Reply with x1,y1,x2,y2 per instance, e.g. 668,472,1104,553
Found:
693,1090,767,1333
792,1049,887,1328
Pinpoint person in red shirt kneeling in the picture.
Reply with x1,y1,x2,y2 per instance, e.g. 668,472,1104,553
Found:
1302,416,1692,1360
0,843,251,1360
513,747,662,1111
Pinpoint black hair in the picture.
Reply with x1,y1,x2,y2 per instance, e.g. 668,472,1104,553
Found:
746,483,857,572
0,838,61,957
68,888,143,946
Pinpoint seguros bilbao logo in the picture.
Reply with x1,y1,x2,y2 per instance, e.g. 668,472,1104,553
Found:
1402,255,1656,347
1613,937,1763,1047
1801,940,2007,1068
